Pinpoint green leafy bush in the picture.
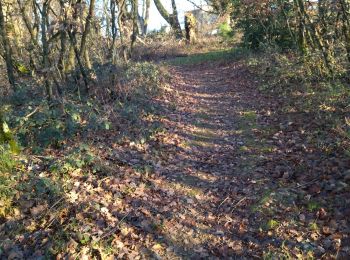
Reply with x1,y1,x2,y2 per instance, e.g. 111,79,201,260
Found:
218,23,234,40
126,62,163,99
233,1,295,50
0,146,18,217
49,144,100,176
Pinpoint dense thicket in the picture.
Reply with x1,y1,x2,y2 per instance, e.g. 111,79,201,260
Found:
0,0,161,100
230,0,350,75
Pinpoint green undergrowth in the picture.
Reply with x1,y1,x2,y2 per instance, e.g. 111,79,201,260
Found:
0,61,166,221
247,51,350,157
0,146,19,217
1,62,165,151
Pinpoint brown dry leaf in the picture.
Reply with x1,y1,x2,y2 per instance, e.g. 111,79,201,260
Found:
30,203,47,217
296,236,303,242
308,184,321,194
316,207,327,220
322,226,332,235
238,222,247,235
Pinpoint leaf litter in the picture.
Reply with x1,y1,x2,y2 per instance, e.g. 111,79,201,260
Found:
1,59,349,259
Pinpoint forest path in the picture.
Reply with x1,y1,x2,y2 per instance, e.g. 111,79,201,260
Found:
152,61,270,258
157,58,348,259
2,55,348,259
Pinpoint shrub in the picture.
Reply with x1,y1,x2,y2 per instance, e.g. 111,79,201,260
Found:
233,1,295,50
218,22,234,40
0,146,18,217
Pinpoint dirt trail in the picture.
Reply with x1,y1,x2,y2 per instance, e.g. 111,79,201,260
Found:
152,61,348,259
4,58,347,259
152,62,269,258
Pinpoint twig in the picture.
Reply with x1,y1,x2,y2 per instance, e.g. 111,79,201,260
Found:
42,198,66,229
43,197,65,218
218,196,229,208
99,211,131,240
23,106,41,121
185,0,219,15
230,197,247,213
98,176,112,184
295,179,318,189
17,106,41,129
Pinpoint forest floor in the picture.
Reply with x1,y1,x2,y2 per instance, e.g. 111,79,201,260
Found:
1,50,349,259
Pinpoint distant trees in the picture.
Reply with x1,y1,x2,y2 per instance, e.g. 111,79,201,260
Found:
0,0,175,100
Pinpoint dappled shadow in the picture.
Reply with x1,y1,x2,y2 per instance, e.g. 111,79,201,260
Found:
2,56,349,258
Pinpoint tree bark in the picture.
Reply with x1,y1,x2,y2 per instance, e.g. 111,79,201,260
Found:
142,0,150,35
131,0,139,51
58,0,67,79
80,0,96,70
153,0,182,38
0,0,16,90
117,0,129,62
40,0,53,101
340,0,350,64
110,0,117,62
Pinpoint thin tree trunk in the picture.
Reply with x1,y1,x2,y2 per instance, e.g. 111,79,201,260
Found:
0,0,16,90
67,30,89,92
17,0,40,48
110,0,117,63
131,0,139,52
153,0,182,38
294,0,308,55
104,0,111,46
58,0,67,79
66,44,76,72
117,0,129,62
170,0,182,38
301,3,334,74
80,0,96,70
142,0,150,35
40,0,53,101
69,0,89,92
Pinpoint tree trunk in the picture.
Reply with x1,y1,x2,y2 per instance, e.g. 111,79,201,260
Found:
58,0,67,79
131,0,139,52
65,0,89,93
110,0,117,63
0,0,16,90
67,29,89,93
170,0,182,38
185,13,196,44
294,0,308,55
142,0,150,35
80,0,96,70
40,0,53,101
117,0,130,62
153,0,182,38
340,0,350,64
